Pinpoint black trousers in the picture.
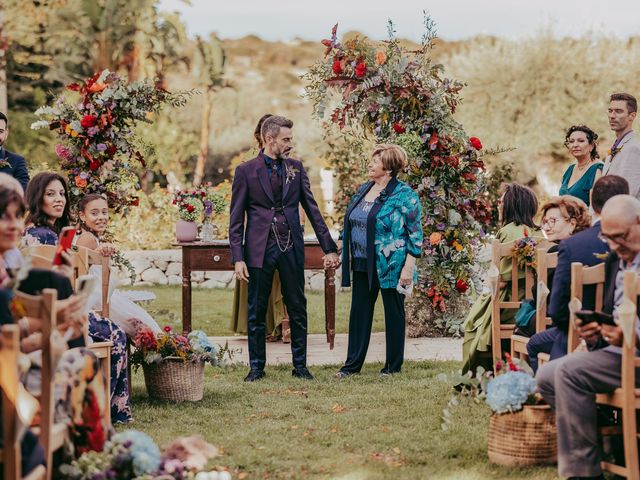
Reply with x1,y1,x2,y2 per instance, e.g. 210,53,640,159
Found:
247,243,307,371
340,270,406,374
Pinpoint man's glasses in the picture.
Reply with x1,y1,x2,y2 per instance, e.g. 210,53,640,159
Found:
598,226,632,245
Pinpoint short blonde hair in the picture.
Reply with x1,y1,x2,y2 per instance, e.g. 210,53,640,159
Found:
372,144,408,176
540,195,591,234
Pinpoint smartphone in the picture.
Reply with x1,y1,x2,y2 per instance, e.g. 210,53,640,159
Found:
53,227,76,266
575,309,616,326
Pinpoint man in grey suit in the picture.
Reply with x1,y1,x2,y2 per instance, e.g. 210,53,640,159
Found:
536,194,640,480
603,93,640,199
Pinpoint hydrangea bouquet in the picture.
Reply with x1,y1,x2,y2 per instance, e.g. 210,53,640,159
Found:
486,354,538,414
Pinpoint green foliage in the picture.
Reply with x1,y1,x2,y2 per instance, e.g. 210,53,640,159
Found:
305,17,496,324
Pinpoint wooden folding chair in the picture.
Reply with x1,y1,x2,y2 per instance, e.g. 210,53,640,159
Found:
14,288,67,480
568,262,606,353
489,238,536,364
1,325,46,480
511,246,557,363
595,270,640,480
75,245,110,319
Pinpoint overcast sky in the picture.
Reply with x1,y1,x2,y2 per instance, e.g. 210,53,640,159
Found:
158,0,640,41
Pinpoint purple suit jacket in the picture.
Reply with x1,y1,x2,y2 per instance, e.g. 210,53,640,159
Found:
229,152,337,268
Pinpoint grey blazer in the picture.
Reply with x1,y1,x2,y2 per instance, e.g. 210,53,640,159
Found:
602,130,640,199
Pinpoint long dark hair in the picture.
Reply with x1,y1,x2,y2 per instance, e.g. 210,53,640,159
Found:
25,172,71,233
564,125,599,160
501,183,538,228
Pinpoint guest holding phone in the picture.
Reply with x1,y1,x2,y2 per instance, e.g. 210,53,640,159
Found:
23,172,71,245
22,173,132,423
0,185,109,459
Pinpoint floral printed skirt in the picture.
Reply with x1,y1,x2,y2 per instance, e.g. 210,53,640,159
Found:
88,311,132,424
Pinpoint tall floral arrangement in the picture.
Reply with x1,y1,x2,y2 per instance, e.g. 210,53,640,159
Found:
305,18,497,320
31,69,192,210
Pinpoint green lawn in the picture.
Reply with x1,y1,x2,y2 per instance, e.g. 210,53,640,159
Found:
129,286,386,336
123,361,560,480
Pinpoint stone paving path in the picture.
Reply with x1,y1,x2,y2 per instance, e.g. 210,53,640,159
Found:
209,333,462,366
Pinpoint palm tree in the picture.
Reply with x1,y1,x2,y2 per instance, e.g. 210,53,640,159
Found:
192,33,227,186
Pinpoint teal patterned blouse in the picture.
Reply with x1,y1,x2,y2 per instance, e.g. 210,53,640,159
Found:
341,179,423,289
559,162,603,206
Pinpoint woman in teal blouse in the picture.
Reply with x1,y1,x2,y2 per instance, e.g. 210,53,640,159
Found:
336,144,423,377
559,125,603,206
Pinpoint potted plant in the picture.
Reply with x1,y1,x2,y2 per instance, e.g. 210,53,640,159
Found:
131,327,216,402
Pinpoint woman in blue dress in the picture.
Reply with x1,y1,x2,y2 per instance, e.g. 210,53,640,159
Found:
23,171,71,245
559,125,603,206
23,171,132,423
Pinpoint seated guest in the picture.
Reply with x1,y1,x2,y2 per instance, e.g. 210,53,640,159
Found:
462,183,542,374
537,194,640,480
559,125,604,206
0,172,25,269
0,186,108,458
522,195,591,371
23,177,132,423
75,193,161,336
24,171,71,245
528,176,629,372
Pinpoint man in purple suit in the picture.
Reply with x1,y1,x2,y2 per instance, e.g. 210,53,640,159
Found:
229,115,339,381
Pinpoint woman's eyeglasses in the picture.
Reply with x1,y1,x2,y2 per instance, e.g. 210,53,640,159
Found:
541,217,567,228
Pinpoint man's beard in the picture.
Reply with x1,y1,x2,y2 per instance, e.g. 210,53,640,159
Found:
276,148,291,160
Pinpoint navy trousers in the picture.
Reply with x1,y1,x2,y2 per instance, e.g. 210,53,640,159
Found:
340,270,406,374
527,327,568,373
247,243,307,371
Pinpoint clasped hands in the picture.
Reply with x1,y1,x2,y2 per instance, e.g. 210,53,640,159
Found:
576,318,624,348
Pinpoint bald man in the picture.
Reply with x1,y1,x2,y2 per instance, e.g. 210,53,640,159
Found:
536,194,640,480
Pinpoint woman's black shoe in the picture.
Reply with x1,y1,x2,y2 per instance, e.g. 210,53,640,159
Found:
244,369,265,382
292,367,314,380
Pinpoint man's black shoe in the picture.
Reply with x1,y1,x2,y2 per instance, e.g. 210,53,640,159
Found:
244,369,265,382
292,367,314,380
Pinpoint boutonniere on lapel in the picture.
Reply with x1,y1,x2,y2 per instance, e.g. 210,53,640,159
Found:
0,158,10,169
376,189,389,205
594,252,609,261
608,146,623,159
284,163,299,185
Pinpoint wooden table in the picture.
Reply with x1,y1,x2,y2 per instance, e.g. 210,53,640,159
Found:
175,240,336,349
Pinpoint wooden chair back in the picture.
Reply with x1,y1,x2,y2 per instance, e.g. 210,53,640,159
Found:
597,271,640,479
490,238,536,363
13,289,60,480
510,245,556,363
568,262,605,352
75,246,110,319
0,325,46,480
26,245,89,291
534,248,558,333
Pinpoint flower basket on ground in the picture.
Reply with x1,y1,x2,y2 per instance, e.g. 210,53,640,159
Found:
487,404,557,466
132,327,215,402
485,355,557,466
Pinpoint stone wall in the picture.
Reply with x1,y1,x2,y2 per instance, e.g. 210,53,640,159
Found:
118,250,341,292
